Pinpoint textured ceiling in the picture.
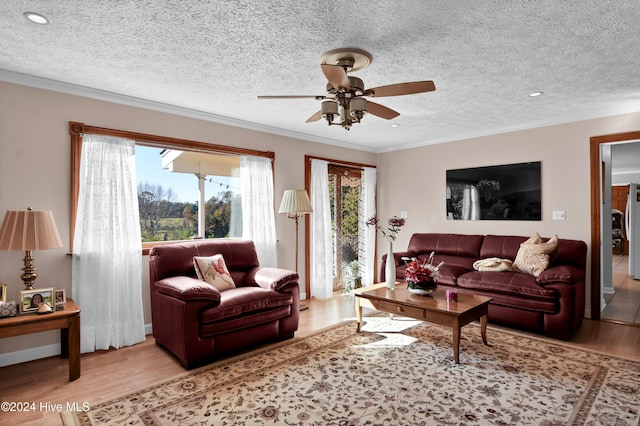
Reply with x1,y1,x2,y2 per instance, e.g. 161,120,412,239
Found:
1,0,640,153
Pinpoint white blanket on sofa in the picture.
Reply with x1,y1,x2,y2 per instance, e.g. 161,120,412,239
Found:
473,257,515,272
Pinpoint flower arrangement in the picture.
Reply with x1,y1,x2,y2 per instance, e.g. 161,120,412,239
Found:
366,216,405,242
403,252,443,292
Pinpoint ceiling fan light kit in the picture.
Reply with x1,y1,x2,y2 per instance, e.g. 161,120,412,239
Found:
258,48,435,131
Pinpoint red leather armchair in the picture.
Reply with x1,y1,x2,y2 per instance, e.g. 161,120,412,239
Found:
149,239,300,369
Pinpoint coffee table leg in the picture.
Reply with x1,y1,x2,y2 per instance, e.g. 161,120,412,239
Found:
453,324,460,364
480,314,489,346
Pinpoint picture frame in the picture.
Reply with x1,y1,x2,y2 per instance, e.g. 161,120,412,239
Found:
446,161,541,221
19,288,55,314
0,284,6,302
54,289,66,305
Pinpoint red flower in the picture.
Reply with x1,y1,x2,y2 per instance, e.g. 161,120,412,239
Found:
403,253,443,289
366,215,405,242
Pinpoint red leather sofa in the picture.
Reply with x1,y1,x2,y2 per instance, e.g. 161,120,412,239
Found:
381,233,587,340
149,239,300,368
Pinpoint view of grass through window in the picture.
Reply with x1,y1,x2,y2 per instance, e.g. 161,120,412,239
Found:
135,146,241,242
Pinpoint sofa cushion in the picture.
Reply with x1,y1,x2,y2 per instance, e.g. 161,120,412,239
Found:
448,286,557,314
457,270,557,301
537,265,584,285
407,234,484,258
201,306,292,336
513,234,558,277
434,264,472,286
480,235,529,260
194,254,236,291
200,287,293,324
149,239,261,282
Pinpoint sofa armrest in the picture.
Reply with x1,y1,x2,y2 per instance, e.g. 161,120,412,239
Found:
382,251,411,267
536,265,584,285
245,267,299,292
154,276,222,302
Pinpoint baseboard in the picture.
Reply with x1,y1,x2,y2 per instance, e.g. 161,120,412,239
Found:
0,323,154,368
0,342,61,367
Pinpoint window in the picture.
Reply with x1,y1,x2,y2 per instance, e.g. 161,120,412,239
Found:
70,121,274,253
136,146,241,242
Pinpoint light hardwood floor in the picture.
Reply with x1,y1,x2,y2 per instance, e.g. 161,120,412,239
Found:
602,255,640,324
2,293,640,426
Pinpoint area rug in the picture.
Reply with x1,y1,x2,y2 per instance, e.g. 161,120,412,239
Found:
61,316,640,425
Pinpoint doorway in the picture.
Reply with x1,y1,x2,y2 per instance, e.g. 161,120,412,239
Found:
303,156,377,299
601,145,640,324
328,164,362,291
590,131,640,325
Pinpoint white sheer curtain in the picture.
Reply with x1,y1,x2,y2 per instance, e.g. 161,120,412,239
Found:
72,134,145,353
310,159,334,298
359,167,377,286
240,155,277,267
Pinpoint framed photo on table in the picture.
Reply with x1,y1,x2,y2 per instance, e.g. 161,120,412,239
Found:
19,288,55,313
0,284,6,302
55,289,66,305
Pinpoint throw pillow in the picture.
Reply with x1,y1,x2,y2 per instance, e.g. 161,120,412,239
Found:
513,234,558,277
193,254,236,291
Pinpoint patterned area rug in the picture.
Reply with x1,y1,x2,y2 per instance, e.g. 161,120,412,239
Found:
61,316,640,425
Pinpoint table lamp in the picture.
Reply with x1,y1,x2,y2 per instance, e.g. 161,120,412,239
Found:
0,208,63,290
278,190,313,272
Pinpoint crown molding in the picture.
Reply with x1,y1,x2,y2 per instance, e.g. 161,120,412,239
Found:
0,69,378,153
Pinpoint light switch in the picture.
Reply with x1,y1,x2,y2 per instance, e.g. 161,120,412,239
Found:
400,211,408,219
552,211,566,221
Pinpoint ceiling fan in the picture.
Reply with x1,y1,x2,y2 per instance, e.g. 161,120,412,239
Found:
258,48,436,131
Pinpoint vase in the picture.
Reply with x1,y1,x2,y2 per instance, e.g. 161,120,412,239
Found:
407,280,437,296
385,241,396,290
407,287,435,296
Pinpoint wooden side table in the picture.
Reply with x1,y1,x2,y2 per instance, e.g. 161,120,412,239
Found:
0,298,81,381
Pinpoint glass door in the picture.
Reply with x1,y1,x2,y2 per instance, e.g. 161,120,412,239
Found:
328,164,362,291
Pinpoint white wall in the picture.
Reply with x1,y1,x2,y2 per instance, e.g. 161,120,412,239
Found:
0,81,376,361
376,112,640,319
2,79,640,365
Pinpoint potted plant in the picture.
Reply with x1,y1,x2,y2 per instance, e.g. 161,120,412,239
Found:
403,252,443,295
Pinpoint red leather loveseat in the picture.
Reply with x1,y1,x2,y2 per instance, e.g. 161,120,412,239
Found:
381,233,587,340
149,239,300,368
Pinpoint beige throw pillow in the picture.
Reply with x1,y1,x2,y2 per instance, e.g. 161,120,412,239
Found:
193,254,236,291
513,234,558,277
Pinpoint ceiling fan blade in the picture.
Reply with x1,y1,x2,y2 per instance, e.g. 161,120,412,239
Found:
306,110,323,122
321,64,350,91
366,81,436,97
366,101,400,120
258,95,325,99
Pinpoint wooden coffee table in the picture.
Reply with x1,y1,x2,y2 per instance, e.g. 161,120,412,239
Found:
354,283,492,364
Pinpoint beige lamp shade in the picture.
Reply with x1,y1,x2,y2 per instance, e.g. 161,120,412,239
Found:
0,209,63,251
0,208,63,290
278,190,312,273
278,190,313,217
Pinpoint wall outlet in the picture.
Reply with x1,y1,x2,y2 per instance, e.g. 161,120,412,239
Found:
400,211,408,219
552,210,566,221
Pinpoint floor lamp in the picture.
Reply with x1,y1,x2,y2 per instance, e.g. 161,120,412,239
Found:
278,190,313,273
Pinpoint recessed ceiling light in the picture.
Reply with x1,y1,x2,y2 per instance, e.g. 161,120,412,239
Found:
528,91,544,97
23,12,49,25
390,124,400,128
